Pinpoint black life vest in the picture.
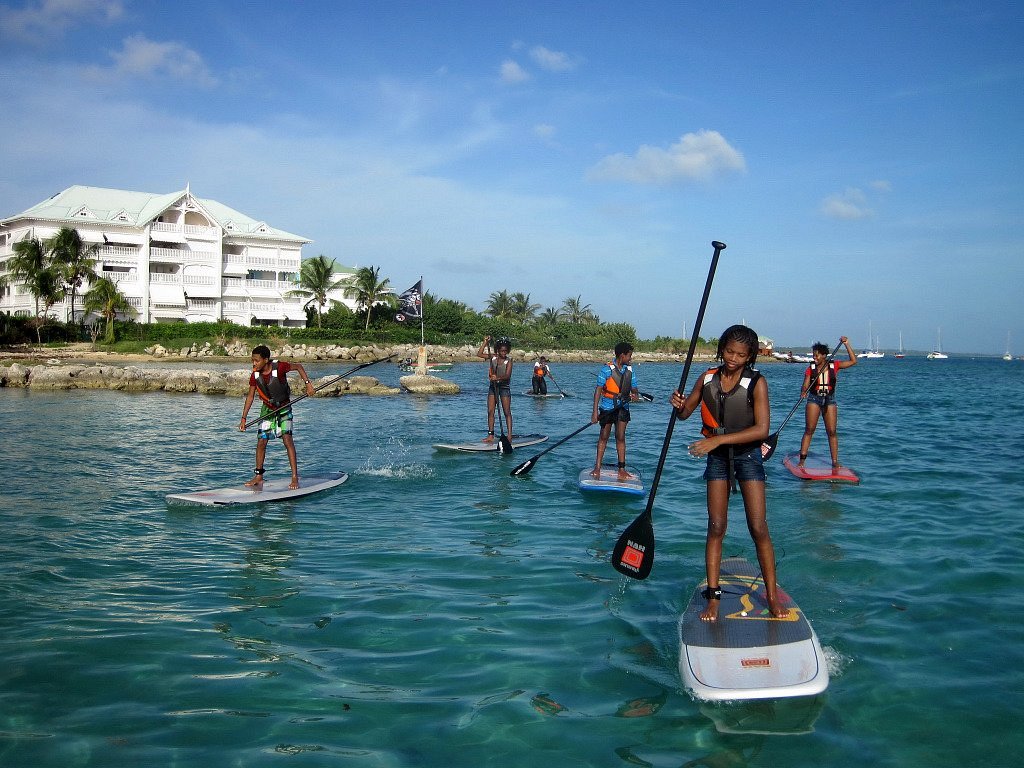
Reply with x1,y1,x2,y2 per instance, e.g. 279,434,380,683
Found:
699,366,761,453
253,362,291,408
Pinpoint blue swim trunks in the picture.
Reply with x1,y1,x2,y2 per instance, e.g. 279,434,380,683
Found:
703,445,766,483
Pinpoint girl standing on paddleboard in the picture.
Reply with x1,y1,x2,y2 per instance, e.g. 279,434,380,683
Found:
477,335,514,443
798,337,857,469
670,325,788,622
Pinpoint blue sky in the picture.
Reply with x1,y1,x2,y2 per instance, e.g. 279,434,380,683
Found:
1,1,1021,354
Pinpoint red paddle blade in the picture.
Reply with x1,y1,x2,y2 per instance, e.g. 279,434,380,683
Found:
611,512,655,580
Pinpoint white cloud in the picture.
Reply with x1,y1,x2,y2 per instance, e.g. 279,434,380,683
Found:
534,123,556,139
870,179,892,192
586,130,746,185
499,58,530,84
93,33,217,86
529,45,576,72
0,0,122,41
820,187,873,220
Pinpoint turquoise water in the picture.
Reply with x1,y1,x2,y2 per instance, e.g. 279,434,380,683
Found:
2,356,1022,767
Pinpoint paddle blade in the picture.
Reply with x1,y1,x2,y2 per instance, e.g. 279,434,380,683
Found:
611,511,655,580
499,435,514,454
510,456,536,476
761,433,779,462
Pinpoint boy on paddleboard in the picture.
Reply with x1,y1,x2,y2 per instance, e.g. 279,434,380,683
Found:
670,325,788,622
798,337,857,469
531,356,554,395
592,342,640,482
239,344,316,490
477,335,514,443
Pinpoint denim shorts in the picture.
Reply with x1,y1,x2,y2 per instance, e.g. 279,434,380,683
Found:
806,391,836,408
703,446,766,483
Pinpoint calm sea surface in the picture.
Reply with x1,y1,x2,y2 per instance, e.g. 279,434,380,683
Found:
2,355,1022,767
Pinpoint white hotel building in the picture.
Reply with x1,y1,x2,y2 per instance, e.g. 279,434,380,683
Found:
0,185,356,326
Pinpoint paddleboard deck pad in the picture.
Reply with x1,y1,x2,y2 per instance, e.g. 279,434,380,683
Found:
783,451,860,483
678,557,829,701
166,472,349,506
433,434,548,452
578,464,644,495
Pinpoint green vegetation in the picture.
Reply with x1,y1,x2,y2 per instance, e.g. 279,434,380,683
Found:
1,243,714,354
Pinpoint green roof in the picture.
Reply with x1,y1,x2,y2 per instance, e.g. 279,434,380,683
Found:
3,185,311,243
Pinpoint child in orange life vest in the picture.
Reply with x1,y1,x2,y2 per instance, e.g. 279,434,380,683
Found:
798,336,857,468
477,335,513,442
239,344,316,489
591,342,640,481
532,356,553,395
670,325,788,623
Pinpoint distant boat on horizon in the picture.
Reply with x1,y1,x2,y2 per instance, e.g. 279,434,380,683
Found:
861,322,884,359
1004,331,1013,361
927,327,949,360
895,331,905,359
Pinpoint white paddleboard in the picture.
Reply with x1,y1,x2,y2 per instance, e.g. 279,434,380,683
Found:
521,390,564,398
678,557,829,701
432,433,548,452
166,472,349,506
577,464,645,495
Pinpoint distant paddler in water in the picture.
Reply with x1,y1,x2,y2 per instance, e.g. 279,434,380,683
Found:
798,336,857,470
592,341,640,482
477,335,514,451
239,344,316,490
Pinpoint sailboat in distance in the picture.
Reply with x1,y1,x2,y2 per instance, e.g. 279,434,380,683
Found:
1004,332,1013,361
861,321,884,359
895,331,905,359
927,328,948,360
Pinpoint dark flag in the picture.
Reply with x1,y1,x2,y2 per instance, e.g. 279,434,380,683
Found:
395,280,423,322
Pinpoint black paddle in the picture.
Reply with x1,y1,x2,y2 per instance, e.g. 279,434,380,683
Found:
760,340,843,461
487,340,515,454
243,354,394,430
611,240,726,580
638,391,655,403
549,373,567,398
509,419,596,476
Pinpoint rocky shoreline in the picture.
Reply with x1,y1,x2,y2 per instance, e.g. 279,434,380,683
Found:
0,341,719,397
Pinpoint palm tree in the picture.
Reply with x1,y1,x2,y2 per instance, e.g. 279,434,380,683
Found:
561,295,593,324
287,254,351,328
83,277,136,343
510,292,541,324
539,307,563,325
7,236,50,318
7,236,66,342
48,227,98,322
485,289,514,319
343,265,395,331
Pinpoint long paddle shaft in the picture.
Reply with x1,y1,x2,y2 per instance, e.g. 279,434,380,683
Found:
612,240,726,580
509,419,595,476
488,341,514,454
760,340,844,461
243,355,394,430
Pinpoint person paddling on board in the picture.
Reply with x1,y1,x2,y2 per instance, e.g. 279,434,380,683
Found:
798,337,857,469
531,356,554,395
670,325,788,623
592,342,640,482
239,344,316,490
477,335,514,443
